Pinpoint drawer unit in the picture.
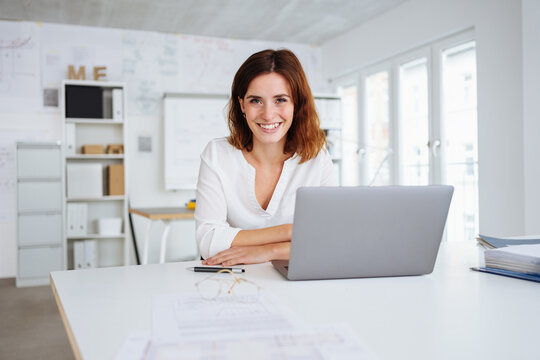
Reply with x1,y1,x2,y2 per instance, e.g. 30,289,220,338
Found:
16,142,65,287
17,182,62,211
18,213,62,246
17,147,61,178
18,246,63,279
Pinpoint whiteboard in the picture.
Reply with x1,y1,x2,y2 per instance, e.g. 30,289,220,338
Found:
164,93,230,190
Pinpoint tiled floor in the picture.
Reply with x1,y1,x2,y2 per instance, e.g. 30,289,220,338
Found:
0,278,73,360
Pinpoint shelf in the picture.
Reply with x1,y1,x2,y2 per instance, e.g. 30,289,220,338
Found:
62,80,128,269
63,79,126,88
67,196,125,202
66,154,124,160
67,234,125,240
164,92,229,100
66,118,124,124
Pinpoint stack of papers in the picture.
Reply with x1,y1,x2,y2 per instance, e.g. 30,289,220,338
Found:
476,234,540,249
473,234,540,282
484,244,540,275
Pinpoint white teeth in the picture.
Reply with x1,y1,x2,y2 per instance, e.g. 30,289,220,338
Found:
259,123,280,130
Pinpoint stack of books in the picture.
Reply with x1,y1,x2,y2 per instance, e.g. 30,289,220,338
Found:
473,234,540,282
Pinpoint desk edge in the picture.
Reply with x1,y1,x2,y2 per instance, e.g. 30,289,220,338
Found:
50,273,83,360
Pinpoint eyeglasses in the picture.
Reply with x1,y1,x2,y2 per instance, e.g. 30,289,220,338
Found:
194,269,262,303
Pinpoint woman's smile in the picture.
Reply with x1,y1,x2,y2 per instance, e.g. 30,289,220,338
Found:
257,122,282,132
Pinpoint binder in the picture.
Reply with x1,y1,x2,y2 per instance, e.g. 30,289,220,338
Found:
67,203,87,236
84,239,97,268
108,164,125,195
471,266,540,283
73,241,85,269
102,89,113,119
65,85,103,119
112,89,123,121
65,123,76,155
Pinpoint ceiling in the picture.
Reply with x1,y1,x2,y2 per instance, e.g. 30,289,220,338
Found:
0,0,407,45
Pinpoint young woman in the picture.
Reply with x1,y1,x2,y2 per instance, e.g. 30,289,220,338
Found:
195,49,337,266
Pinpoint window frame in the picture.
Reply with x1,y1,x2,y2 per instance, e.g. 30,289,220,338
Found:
360,61,393,185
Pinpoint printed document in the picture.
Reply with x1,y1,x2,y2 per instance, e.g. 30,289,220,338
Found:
116,325,374,360
152,293,301,342
115,292,375,359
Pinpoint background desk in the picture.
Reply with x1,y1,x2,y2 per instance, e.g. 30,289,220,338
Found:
128,207,195,264
50,242,540,360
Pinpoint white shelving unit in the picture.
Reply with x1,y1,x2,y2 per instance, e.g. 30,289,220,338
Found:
62,80,129,269
16,142,65,287
314,94,343,184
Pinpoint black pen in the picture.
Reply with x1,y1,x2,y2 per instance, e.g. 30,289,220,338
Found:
187,266,245,274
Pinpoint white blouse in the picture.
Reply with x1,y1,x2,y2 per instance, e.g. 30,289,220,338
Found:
194,137,337,259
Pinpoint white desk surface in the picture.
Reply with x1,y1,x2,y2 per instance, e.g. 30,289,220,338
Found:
50,241,540,360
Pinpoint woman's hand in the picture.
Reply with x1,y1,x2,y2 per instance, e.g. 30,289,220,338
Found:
202,242,290,266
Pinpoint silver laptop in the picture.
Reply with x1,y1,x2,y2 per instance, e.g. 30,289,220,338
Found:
272,185,453,280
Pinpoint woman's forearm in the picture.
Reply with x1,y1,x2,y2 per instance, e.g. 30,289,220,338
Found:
203,241,291,265
231,224,292,247
267,241,291,260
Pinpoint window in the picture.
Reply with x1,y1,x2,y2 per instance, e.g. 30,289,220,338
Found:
338,32,478,242
340,85,359,186
440,41,478,242
364,71,391,185
398,58,429,185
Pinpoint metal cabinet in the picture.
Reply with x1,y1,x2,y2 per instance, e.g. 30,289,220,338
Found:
16,142,64,287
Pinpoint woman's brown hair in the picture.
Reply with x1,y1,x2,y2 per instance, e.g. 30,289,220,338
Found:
227,49,326,163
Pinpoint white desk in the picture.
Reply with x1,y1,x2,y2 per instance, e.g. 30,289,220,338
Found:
50,242,540,360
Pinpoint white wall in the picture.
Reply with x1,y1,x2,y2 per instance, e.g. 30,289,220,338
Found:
321,0,526,237
522,0,540,235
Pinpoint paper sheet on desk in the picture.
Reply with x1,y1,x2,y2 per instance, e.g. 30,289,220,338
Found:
113,332,151,360
152,292,302,342
116,293,375,360
116,325,375,360
146,324,374,360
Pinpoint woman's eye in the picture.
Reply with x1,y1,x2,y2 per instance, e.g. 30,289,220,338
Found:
276,98,287,103
249,98,261,104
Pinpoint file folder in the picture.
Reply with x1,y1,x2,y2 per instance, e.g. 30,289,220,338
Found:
471,267,540,283
74,241,85,269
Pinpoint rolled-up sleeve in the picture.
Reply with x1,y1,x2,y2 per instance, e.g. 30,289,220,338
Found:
194,156,241,259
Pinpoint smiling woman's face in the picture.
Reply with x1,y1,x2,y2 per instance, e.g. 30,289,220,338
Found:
239,72,294,149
